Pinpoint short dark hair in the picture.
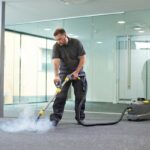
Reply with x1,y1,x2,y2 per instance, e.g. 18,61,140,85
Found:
53,28,66,36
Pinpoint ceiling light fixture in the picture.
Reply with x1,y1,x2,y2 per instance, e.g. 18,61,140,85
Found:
117,21,126,24
68,33,74,36
138,30,145,33
134,27,142,30
68,33,79,38
72,35,79,38
44,28,51,31
97,41,103,44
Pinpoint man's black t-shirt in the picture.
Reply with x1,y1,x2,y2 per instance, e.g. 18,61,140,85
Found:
52,37,86,75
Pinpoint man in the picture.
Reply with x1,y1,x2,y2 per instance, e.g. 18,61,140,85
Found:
50,28,87,126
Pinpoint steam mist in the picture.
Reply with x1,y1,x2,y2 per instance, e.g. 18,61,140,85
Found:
0,107,53,133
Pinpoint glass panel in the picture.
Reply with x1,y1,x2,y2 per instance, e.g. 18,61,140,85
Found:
117,9,150,102
46,40,56,101
4,31,20,104
20,35,47,103
118,35,150,101
92,13,125,102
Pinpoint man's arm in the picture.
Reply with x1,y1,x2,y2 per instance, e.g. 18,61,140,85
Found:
76,55,86,73
72,54,86,78
52,58,61,83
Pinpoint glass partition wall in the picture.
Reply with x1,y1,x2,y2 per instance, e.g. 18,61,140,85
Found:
4,31,56,104
4,9,150,107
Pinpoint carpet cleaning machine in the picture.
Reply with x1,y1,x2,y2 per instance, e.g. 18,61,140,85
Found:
36,74,150,126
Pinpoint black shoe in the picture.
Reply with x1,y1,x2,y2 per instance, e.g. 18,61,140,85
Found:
76,119,84,125
51,120,58,127
49,114,59,127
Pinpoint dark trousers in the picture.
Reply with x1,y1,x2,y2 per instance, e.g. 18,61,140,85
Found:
50,74,87,122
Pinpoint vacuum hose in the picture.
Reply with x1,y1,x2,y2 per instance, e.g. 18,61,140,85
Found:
76,77,132,126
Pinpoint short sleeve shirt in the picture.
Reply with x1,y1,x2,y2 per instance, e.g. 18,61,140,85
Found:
52,37,86,75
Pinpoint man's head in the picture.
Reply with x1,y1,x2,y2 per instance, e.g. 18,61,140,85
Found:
53,28,68,46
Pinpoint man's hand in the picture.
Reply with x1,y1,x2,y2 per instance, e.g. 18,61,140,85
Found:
54,75,61,85
71,71,79,80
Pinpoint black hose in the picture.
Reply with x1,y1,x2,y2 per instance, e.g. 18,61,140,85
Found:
77,78,132,126
77,103,132,126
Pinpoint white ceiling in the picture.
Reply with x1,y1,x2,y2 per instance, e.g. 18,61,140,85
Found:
3,0,150,25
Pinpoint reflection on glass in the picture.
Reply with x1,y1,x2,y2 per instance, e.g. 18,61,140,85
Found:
4,31,55,104
4,31,20,104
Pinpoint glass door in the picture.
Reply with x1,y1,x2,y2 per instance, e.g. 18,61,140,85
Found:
117,35,150,102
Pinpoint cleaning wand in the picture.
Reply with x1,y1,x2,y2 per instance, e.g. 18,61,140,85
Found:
35,74,80,122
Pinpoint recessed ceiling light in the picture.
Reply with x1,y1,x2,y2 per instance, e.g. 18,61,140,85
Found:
134,27,142,30
68,33,78,38
97,41,103,44
72,35,79,38
68,33,74,36
138,30,145,33
117,21,126,24
44,28,51,31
